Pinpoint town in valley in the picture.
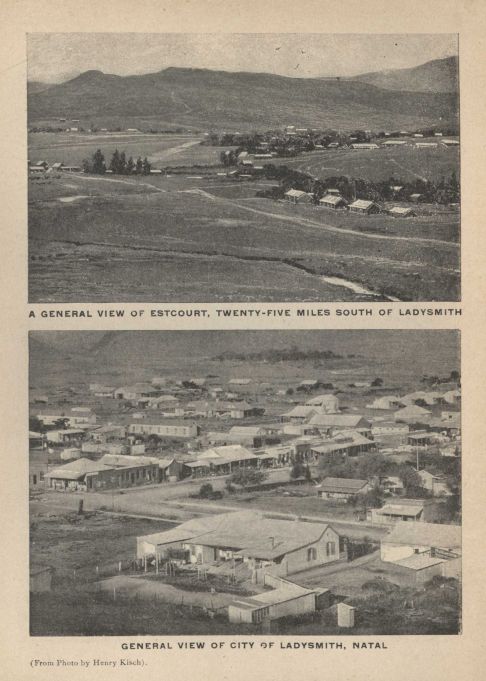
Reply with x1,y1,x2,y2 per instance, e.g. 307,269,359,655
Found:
28,34,460,303
29,330,461,635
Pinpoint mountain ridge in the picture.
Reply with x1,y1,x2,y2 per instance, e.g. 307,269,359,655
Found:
28,63,458,131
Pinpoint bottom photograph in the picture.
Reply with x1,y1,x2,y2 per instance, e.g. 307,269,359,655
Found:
29,330,461,636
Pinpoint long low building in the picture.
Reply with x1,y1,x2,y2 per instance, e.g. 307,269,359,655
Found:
128,421,200,439
137,511,342,578
46,455,160,492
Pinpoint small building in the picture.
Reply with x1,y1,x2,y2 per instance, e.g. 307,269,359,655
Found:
281,405,319,423
228,578,317,624
348,199,380,215
418,470,451,496
394,404,431,423
409,193,423,203
350,143,379,150
284,189,313,204
305,393,340,413
380,521,461,564
45,428,86,445
369,498,440,525
366,395,404,410
128,421,199,439
319,194,348,209
317,477,370,501
388,207,416,218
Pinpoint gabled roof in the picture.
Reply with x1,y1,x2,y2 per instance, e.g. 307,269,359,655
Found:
282,405,318,419
318,477,369,494
198,444,257,463
349,199,380,210
139,511,338,561
309,414,370,428
319,194,348,206
47,458,109,480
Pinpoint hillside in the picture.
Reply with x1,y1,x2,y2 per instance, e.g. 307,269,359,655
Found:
351,56,458,94
27,66,458,130
29,331,459,390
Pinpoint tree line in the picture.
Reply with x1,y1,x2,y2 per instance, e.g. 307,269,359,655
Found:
82,149,152,175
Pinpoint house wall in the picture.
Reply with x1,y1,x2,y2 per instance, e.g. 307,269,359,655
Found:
279,527,340,575
136,539,183,560
129,423,198,438
269,592,316,619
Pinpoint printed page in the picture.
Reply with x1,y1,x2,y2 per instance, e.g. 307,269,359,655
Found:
0,1,485,680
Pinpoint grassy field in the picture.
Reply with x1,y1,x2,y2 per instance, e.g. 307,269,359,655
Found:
271,141,460,184
28,132,228,167
28,172,460,302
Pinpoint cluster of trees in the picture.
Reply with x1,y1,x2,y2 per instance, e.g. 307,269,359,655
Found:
213,346,342,363
421,370,461,387
82,149,152,175
256,165,460,206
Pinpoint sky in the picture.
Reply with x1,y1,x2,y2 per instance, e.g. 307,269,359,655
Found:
27,33,458,83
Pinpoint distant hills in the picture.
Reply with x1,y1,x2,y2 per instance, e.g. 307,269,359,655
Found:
27,62,458,131
350,56,458,94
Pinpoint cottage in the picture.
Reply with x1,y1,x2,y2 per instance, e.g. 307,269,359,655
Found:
388,207,416,218
369,498,440,525
309,431,374,461
137,511,342,578
305,394,340,412
317,477,370,500
284,189,313,204
348,199,380,215
319,194,348,210
46,428,86,445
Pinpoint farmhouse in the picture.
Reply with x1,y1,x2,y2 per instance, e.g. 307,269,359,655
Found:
317,477,370,500
348,199,380,215
388,207,416,218
284,189,313,204
319,194,348,209
136,511,342,578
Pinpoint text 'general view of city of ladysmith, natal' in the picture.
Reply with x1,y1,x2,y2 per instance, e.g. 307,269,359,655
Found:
27,35,461,640
28,33,459,304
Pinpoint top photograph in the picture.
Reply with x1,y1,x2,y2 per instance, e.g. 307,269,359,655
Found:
27,33,460,303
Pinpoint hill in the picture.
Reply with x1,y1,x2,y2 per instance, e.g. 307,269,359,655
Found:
27,66,458,131
29,331,459,390
351,56,458,94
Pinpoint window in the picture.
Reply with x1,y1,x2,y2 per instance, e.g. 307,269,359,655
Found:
326,542,336,557
307,547,317,561
252,607,270,624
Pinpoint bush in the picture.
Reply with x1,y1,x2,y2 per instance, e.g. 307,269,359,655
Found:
199,483,214,499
